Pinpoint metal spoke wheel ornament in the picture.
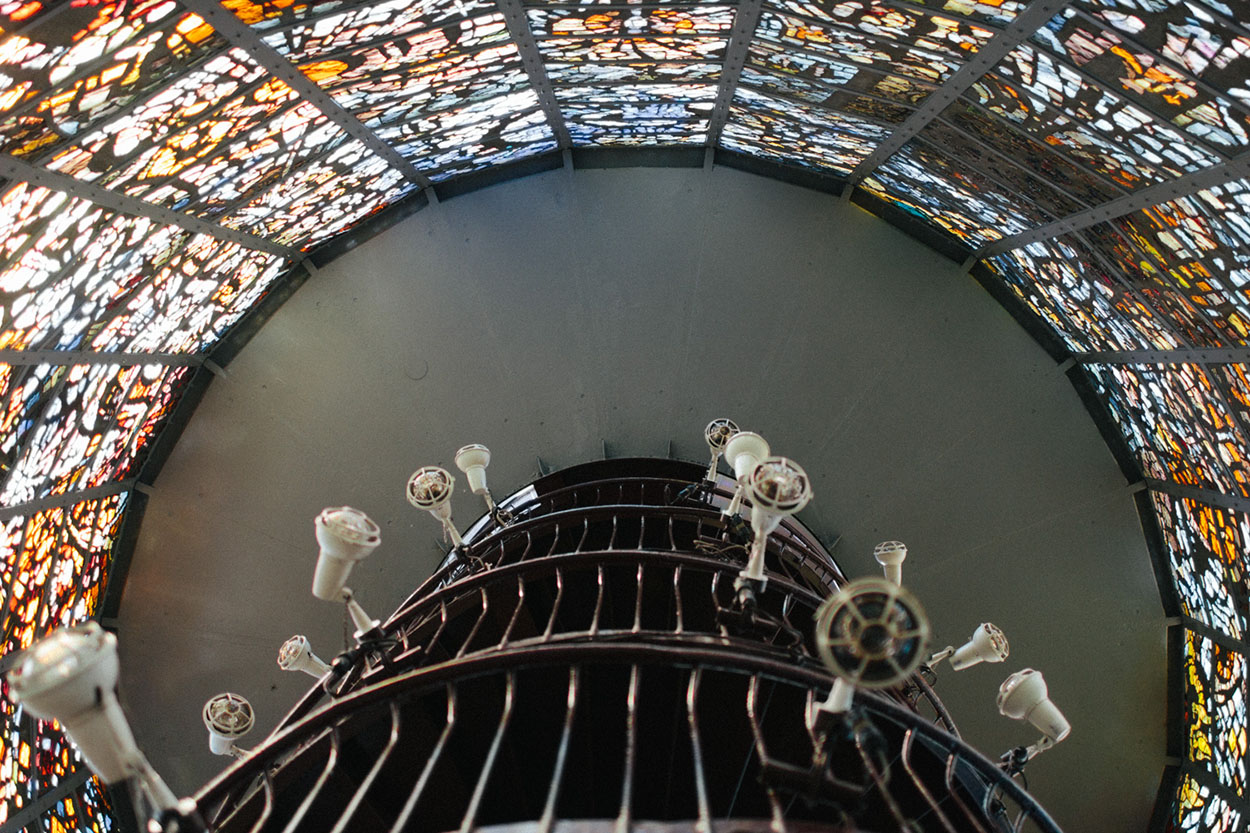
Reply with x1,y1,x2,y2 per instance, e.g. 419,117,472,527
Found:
815,576,931,688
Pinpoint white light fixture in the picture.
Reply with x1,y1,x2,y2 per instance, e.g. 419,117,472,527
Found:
873,541,907,586
722,431,770,515
929,623,1010,670
738,456,812,587
703,418,739,481
203,692,255,760
407,466,462,547
813,577,931,715
312,507,381,601
997,668,1070,762
277,635,331,678
455,444,510,524
6,623,181,812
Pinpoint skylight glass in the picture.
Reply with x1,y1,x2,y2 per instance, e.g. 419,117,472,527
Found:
1088,363,1250,497
1183,629,1249,796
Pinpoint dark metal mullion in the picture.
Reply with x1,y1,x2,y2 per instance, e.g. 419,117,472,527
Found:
704,0,764,145
532,31,728,40
496,0,573,147
1144,478,1250,515
844,0,1071,189
1076,349,1250,365
0,481,136,523
0,154,293,257
178,0,433,188
978,151,1250,257
1025,37,1233,163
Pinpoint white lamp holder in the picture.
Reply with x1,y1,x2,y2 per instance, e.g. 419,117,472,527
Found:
203,692,254,760
277,635,331,678
703,418,739,481
997,668,1070,762
873,541,907,586
722,431,770,516
930,623,1010,670
407,466,463,547
312,507,381,601
738,456,812,587
6,623,181,813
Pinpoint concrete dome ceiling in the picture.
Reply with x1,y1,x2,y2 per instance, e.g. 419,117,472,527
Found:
0,0,1244,830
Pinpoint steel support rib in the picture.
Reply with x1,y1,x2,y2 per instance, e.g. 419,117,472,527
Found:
978,152,1250,257
0,480,137,521
1075,348,1250,365
495,0,571,148
0,350,206,367
178,0,433,188
705,0,765,148
1146,479,1250,515
843,0,1068,191
0,155,294,258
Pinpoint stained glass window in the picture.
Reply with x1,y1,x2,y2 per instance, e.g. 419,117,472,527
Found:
1087,363,1250,497
1151,491,1248,638
862,141,1043,248
0,678,34,825
983,237,1174,353
1183,630,1249,795
1170,772,1244,833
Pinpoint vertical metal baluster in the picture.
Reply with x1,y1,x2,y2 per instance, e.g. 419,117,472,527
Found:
390,685,458,833
545,523,561,558
589,565,605,636
900,729,957,833
511,531,534,567
459,672,516,833
500,574,526,647
609,515,619,549
279,726,342,833
244,767,277,833
615,665,640,833
422,600,449,660
575,517,589,554
673,566,684,634
686,668,712,833
329,702,403,833
942,753,990,833
667,515,677,551
854,728,909,833
539,667,580,833
745,675,789,833
633,563,644,633
637,514,646,550
454,587,491,659
543,568,565,640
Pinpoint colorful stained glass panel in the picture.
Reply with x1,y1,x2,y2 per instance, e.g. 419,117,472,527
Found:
1184,630,1249,795
1087,363,1250,496
1170,771,1243,832
1152,491,1248,638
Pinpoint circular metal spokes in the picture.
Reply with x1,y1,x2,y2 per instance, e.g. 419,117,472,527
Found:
814,577,931,689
